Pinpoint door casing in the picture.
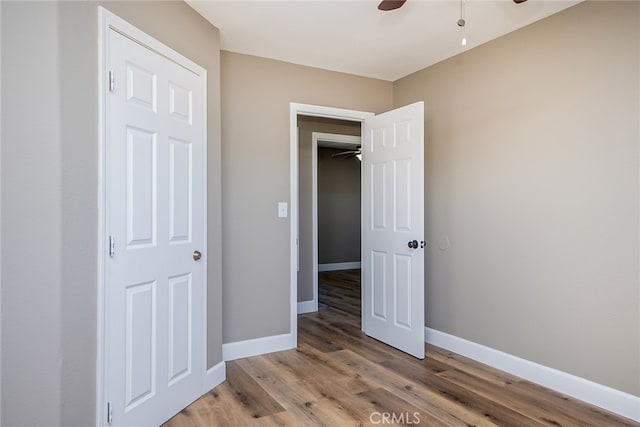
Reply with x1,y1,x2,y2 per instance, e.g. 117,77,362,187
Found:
97,8,209,425
289,104,373,344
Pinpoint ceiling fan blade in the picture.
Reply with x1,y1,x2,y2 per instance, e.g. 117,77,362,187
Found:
331,148,362,159
378,0,407,11
513,0,528,3
331,151,357,158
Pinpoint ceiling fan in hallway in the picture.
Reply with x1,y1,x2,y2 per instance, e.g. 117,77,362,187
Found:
378,0,527,12
331,146,362,161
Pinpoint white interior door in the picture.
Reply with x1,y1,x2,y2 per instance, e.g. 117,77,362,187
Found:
106,27,205,427
362,102,425,359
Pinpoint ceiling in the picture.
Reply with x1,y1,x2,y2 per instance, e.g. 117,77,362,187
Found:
187,0,581,81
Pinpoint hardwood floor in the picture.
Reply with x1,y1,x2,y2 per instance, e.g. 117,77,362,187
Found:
165,270,638,426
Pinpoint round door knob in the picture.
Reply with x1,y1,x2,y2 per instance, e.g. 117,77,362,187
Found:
193,250,202,261
408,240,418,249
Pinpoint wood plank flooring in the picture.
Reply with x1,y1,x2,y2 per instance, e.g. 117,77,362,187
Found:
165,270,638,427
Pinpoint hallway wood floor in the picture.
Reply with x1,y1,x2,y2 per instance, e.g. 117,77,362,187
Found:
165,270,638,426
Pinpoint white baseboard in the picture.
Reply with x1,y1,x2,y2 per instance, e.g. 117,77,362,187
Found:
424,327,640,422
223,333,295,361
203,361,226,392
318,262,361,272
297,300,317,314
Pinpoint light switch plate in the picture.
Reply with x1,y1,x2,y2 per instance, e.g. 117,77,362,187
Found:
278,202,288,218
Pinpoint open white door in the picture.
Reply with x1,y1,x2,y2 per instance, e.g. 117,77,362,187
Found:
104,17,206,427
362,102,425,359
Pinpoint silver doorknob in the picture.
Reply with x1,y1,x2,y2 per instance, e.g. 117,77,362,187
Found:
193,250,202,261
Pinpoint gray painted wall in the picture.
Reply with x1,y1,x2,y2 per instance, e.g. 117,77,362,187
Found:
2,4,63,424
1,2,222,425
297,117,361,302
317,148,361,265
394,1,640,396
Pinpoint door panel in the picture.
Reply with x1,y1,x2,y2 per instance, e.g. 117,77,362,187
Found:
126,62,157,111
371,163,387,229
126,127,157,248
169,138,192,243
371,250,387,320
169,83,192,123
168,273,192,384
394,254,412,329
107,27,205,427
362,102,424,359
125,280,156,410
394,159,411,231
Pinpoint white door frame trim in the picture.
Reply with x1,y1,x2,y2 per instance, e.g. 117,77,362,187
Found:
289,104,373,342
0,3,3,422
97,8,208,425
297,132,361,314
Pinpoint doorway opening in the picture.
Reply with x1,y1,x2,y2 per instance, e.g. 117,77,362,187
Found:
289,102,425,358
297,119,362,315
289,104,373,347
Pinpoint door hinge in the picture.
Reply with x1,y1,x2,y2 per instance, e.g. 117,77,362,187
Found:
109,235,115,257
108,70,115,93
107,401,113,424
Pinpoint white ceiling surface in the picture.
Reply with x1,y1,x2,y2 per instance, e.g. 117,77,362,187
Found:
187,0,581,81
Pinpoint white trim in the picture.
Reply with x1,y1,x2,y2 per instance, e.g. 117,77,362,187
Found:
290,107,298,348
290,103,373,346
0,2,3,422
311,133,318,315
425,327,640,422
102,11,203,76
297,126,300,274
97,8,208,426
318,262,362,272
199,61,209,417
203,361,226,393
222,333,295,361
310,132,361,314
297,300,317,314
96,9,107,425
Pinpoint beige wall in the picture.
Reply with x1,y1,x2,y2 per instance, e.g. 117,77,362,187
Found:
2,4,63,424
317,147,361,265
394,1,639,396
297,117,361,302
1,2,222,425
221,51,392,341
2,3,637,427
